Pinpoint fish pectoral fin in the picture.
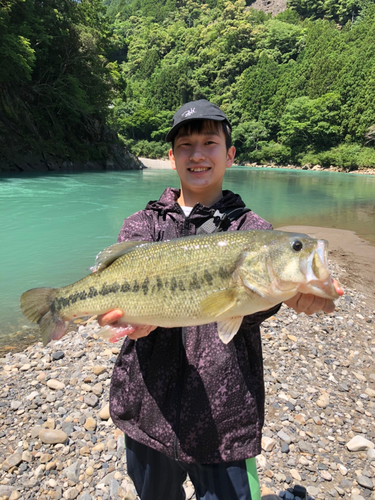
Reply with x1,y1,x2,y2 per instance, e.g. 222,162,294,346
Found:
200,289,237,318
97,324,137,343
217,316,244,344
92,240,150,272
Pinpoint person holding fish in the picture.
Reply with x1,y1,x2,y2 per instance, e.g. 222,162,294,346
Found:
21,100,342,499
97,101,342,500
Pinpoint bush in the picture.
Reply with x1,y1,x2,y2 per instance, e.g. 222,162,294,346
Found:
120,137,169,159
300,144,375,170
356,147,375,169
318,144,361,170
247,141,292,165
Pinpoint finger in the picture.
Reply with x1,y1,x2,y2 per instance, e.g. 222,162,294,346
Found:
98,309,124,326
321,299,335,314
300,295,335,315
294,293,317,314
332,279,344,296
289,293,324,315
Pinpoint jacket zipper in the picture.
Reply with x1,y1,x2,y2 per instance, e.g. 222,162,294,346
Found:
173,216,191,460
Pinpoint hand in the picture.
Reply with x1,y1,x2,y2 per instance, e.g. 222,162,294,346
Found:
284,279,343,316
97,309,157,340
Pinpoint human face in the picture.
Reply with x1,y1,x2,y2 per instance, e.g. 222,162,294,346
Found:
169,125,235,207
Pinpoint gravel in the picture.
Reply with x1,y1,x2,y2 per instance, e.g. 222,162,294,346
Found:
1,259,374,499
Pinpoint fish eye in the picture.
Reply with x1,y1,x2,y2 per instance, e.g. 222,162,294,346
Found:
291,240,303,252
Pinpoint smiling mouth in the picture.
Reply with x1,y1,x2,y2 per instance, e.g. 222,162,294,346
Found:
188,167,210,172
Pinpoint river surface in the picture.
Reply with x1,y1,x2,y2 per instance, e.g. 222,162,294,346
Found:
1,167,374,345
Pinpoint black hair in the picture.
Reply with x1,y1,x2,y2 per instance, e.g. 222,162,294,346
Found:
171,120,232,151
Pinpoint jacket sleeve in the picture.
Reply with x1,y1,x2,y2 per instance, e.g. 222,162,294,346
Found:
117,211,155,243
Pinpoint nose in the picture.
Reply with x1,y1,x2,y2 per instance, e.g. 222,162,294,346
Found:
189,144,205,162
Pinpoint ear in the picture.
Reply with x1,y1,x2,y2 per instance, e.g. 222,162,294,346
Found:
169,149,177,170
226,146,236,168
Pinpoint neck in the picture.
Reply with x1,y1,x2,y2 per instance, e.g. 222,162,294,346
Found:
177,188,223,208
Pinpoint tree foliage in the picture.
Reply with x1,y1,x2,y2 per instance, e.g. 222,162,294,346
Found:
104,0,375,167
0,0,118,159
2,0,374,169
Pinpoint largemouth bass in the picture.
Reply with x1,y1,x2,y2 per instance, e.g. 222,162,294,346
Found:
20,230,340,346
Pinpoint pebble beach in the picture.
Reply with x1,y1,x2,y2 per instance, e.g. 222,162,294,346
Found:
1,159,375,499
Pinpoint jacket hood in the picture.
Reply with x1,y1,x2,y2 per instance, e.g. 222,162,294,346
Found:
145,187,247,216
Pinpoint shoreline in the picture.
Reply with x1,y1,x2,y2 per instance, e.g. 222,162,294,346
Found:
139,157,375,175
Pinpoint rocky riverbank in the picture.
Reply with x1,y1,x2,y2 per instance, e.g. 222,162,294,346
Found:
1,234,375,500
0,149,143,174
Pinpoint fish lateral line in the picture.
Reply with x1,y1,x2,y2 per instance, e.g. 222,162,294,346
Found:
19,230,342,347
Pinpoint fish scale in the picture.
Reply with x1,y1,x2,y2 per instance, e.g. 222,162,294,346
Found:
20,230,340,346
52,232,243,322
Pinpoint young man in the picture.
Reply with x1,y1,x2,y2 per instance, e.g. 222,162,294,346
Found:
99,100,340,500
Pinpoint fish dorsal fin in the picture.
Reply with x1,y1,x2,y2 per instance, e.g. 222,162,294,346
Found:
200,289,237,318
217,316,244,344
92,241,149,272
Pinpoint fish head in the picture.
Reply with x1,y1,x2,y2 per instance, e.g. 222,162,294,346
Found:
239,231,339,302
295,236,340,299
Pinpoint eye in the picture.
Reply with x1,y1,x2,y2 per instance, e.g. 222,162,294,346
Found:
291,240,303,252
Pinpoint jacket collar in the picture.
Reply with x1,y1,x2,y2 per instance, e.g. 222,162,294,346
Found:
145,187,246,217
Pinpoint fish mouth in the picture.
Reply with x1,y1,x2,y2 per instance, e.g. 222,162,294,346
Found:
299,240,339,299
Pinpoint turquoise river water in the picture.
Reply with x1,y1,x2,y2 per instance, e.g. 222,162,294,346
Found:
1,167,374,346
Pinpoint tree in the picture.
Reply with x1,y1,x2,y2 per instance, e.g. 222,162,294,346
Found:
279,93,342,152
0,0,117,158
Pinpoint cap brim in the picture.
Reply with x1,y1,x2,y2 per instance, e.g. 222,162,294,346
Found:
165,117,229,142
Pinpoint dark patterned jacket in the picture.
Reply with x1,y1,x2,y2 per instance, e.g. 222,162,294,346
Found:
109,187,280,463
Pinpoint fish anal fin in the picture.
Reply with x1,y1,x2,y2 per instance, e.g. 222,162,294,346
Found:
93,241,149,272
217,316,244,344
200,289,237,318
39,311,70,346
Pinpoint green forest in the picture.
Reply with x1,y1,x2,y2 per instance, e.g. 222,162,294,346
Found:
1,0,375,170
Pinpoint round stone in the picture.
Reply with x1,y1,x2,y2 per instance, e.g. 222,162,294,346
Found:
99,403,110,420
52,351,65,361
47,379,66,391
84,417,97,432
39,428,68,444
347,435,374,452
92,366,107,376
86,466,94,476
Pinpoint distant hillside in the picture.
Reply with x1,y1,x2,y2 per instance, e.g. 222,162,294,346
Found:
250,0,287,16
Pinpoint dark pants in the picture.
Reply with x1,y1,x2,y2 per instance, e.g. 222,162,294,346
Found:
125,435,261,500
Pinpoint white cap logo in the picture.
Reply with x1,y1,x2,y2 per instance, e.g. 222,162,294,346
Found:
181,107,196,118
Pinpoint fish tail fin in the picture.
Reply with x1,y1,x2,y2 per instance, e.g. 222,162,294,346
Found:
20,288,69,346
20,288,55,323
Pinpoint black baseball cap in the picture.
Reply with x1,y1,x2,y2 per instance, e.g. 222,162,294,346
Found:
165,99,231,142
